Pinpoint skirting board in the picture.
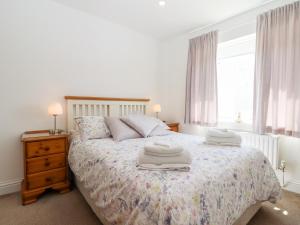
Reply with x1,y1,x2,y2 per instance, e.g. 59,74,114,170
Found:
0,179,22,196
283,180,300,194
275,170,300,194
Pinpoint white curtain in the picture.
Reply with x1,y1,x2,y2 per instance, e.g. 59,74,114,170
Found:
185,31,218,126
253,1,300,137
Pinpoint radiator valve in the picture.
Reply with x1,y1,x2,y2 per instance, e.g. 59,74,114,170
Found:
279,160,286,186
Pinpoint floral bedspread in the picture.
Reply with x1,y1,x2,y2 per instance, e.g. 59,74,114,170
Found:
68,133,281,225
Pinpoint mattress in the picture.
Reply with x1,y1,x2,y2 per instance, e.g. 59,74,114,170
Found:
69,133,281,225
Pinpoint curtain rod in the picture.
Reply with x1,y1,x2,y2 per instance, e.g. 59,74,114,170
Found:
187,0,294,39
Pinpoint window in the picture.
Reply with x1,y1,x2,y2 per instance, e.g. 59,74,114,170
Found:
217,34,256,129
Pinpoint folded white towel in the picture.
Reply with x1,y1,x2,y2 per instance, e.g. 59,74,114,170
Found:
205,129,242,146
206,135,241,144
204,141,241,147
138,149,192,165
137,164,190,171
144,142,183,157
206,128,236,138
153,141,172,148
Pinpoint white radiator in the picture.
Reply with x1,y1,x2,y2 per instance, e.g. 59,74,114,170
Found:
238,132,279,170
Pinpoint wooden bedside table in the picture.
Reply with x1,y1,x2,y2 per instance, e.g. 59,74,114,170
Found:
21,131,70,205
166,122,179,132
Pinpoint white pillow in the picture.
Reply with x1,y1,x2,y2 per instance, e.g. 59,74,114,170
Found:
105,117,141,141
75,116,110,141
121,115,168,137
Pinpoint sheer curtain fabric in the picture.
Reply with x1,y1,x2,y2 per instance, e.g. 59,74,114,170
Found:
253,1,300,137
185,31,218,126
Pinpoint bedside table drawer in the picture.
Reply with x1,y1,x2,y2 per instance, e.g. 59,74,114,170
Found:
26,153,66,174
26,139,65,158
27,168,66,190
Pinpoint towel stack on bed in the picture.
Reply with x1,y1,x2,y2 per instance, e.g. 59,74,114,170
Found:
137,141,192,171
205,128,242,146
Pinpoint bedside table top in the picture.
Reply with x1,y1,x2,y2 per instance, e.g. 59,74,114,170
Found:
165,122,179,126
21,130,68,142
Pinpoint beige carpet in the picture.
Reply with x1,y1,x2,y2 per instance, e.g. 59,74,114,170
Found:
0,189,299,225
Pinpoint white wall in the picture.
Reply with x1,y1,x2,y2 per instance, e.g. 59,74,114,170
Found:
159,0,300,193
0,0,160,194
1,0,299,195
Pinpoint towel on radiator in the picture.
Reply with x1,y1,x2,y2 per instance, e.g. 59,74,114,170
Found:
144,141,183,157
137,149,192,171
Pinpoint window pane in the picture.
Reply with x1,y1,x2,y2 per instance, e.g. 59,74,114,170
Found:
217,35,255,125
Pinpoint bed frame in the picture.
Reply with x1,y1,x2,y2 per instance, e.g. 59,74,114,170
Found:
65,95,262,225
65,96,150,131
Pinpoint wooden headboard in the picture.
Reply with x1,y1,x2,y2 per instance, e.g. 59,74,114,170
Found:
65,96,150,131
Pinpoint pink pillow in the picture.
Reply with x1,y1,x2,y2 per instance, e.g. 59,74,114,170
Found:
121,115,170,137
105,117,141,141
148,125,172,137
121,115,157,137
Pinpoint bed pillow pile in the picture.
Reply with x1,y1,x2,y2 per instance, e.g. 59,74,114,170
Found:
121,115,171,137
105,117,141,141
75,116,111,141
75,115,172,142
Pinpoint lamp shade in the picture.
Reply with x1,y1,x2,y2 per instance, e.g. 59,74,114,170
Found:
153,104,162,113
48,103,63,116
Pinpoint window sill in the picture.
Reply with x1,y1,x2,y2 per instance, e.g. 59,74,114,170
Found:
216,122,252,132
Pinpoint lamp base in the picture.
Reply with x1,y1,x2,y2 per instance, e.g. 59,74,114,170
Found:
50,115,64,135
49,129,64,135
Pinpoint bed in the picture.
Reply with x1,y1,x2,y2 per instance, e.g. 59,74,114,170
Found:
65,96,281,225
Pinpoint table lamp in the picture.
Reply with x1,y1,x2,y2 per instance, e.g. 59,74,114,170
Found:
153,104,161,119
48,103,63,134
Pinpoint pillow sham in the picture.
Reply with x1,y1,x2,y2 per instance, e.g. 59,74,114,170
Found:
121,115,168,137
75,116,110,141
105,117,142,141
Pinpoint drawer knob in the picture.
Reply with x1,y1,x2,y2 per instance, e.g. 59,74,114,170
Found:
44,147,50,151
45,177,53,183
45,162,50,167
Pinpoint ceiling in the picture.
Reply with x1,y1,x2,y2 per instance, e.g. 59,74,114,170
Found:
53,0,271,39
